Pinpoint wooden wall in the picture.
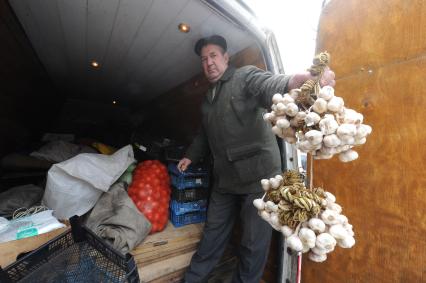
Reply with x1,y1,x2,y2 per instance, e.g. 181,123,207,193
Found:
303,0,426,282
0,0,59,157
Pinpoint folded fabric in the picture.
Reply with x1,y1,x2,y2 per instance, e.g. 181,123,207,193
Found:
86,182,151,253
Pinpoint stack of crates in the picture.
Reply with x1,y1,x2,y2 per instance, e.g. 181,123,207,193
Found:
168,162,209,227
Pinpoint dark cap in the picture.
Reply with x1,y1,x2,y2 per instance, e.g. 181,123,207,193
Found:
194,35,227,56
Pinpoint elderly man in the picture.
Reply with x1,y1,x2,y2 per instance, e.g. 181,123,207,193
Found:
178,35,335,283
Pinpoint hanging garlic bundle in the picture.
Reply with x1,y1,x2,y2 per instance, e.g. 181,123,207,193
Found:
253,170,355,262
263,52,372,162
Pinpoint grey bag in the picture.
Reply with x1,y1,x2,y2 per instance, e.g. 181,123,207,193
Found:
86,182,151,253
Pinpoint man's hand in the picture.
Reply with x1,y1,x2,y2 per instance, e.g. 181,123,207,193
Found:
287,67,336,90
177,158,192,172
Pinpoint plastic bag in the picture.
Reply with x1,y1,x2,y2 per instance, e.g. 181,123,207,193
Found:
0,210,65,243
42,145,135,219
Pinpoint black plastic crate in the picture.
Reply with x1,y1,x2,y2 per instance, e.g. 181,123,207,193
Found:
0,216,139,283
171,186,209,202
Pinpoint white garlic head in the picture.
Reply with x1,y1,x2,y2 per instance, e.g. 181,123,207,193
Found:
327,202,342,214
253,198,265,210
329,224,349,240
308,252,327,262
285,102,299,117
324,192,336,204
327,96,344,113
305,130,323,145
323,134,341,148
281,225,293,238
276,117,290,129
299,228,317,248
343,108,363,124
282,93,295,105
313,98,328,114
315,233,337,252
337,124,357,137
308,218,326,234
338,149,359,162
287,235,304,252
318,86,335,101
337,235,356,248
319,116,339,135
260,179,270,191
305,112,321,126
272,93,283,104
321,209,341,225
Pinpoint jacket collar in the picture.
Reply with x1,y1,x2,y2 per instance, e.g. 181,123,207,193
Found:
218,66,235,82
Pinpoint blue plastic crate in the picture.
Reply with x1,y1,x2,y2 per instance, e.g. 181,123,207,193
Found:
170,199,207,215
168,163,209,189
170,210,206,227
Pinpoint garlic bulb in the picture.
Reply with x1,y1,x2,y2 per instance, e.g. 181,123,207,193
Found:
327,202,342,214
311,247,328,257
337,214,348,225
275,174,283,182
285,103,299,117
337,236,356,248
282,93,295,105
324,192,336,203
313,98,328,114
305,130,323,145
260,179,270,191
355,124,372,139
260,210,271,222
305,112,321,126
265,201,276,212
327,96,344,113
318,86,335,101
281,225,293,237
287,235,304,252
263,112,275,122
308,218,326,234
315,233,337,252
343,108,363,124
270,212,280,226
340,135,355,145
354,137,367,145
253,198,265,210
272,93,283,104
338,149,359,162
321,209,341,225
329,224,349,240
336,124,357,137
319,116,339,135
289,88,301,100
308,252,327,262
271,126,283,138
276,117,290,129
323,134,341,148
269,178,281,189
299,228,317,248
275,103,286,115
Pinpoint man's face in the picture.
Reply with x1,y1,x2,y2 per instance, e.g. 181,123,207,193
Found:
200,44,229,83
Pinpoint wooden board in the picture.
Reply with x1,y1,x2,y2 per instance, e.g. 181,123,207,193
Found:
0,226,70,268
131,221,203,266
302,0,426,282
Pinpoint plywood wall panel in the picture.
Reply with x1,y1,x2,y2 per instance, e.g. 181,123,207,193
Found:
302,0,426,282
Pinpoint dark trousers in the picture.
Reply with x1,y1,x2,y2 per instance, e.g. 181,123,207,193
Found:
184,190,273,283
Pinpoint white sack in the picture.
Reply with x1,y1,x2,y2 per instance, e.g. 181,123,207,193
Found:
43,145,135,219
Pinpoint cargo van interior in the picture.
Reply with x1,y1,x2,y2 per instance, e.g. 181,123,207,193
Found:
0,0,287,282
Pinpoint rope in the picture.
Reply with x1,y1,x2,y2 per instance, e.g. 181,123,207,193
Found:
13,206,49,219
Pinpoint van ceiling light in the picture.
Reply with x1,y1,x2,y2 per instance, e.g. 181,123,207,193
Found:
112,100,117,104
91,61,100,68
178,23,190,33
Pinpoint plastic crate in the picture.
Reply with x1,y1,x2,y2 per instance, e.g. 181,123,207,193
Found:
170,210,207,227
168,163,209,189
170,199,207,215
0,216,139,283
171,186,209,202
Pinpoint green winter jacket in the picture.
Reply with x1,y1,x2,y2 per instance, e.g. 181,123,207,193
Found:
185,65,291,194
